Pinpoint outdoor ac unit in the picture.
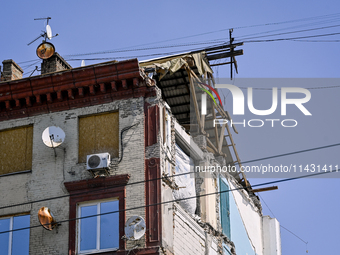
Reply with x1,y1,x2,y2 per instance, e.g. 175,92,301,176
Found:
87,153,111,170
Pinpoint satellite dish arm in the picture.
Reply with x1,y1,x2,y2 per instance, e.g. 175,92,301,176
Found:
27,34,44,46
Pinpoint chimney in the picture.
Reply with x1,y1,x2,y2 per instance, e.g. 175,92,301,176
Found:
41,52,72,74
1,59,23,81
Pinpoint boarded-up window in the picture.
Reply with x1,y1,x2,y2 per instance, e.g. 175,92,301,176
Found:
0,126,33,175
78,112,119,163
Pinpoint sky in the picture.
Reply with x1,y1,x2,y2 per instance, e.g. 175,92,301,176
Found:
1,1,340,254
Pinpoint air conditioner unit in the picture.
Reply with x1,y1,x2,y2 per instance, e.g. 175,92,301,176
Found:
87,153,111,170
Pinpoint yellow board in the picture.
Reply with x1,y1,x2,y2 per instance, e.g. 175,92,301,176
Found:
0,126,33,175
78,112,119,163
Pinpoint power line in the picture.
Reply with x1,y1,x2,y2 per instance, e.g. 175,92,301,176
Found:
291,39,340,42
1,142,339,210
280,226,308,246
14,12,340,65
237,143,340,165
60,24,340,59
237,24,340,41
233,13,340,30
243,32,340,43
65,32,340,61
236,17,340,40
110,12,340,51
259,194,308,245
237,85,340,90
0,167,338,235
84,13,340,55
64,40,226,57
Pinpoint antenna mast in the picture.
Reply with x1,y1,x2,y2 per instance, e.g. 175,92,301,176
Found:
27,17,58,46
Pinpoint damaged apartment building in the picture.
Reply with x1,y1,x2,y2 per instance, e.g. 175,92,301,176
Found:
0,44,281,255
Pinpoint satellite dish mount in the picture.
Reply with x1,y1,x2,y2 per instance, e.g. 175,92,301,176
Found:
42,126,66,157
28,17,59,59
38,207,60,232
124,216,146,241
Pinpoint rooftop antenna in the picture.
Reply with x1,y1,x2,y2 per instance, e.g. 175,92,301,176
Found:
27,17,58,46
28,17,59,59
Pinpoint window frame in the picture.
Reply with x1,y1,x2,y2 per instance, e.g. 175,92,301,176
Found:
64,175,129,255
77,198,120,254
0,214,30,255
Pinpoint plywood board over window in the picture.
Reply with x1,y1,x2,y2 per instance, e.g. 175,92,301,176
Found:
0,125,33,175
79,112,119,163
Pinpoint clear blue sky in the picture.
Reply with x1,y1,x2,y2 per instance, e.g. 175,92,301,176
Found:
1,1,340,254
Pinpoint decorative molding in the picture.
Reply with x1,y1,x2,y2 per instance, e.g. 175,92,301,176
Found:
65,174,130,255
64,174,130,194
0,59,157,121
145,158,161,247
144,104,159,147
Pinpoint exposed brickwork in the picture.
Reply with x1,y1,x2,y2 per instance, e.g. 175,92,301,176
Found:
0,95,149,254
41,53,72,74
173,205,219,255
0,59,23,81
0,59,156,121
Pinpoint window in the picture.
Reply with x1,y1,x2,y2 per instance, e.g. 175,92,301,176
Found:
78,112,119,163
78,200,119,253
0,214,30,255
220,178,231,239
174,144,196,214
64,175,128,254
0,126,33,175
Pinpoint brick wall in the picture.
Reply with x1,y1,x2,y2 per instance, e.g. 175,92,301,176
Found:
0,97,146,254
173,205,219,255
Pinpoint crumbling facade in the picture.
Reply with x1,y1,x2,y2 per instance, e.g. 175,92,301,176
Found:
0,50,281,255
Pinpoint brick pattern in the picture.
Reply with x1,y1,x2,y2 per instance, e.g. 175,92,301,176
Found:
173,205,219,255
1,59,23,81
41,53,71,74
0,96,149,254
0,59,157,121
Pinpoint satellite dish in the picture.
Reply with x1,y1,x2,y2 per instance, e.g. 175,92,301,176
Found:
42,126,65,148
46,24,52,40
124,216,146,240
38,207,57,231
36,42,55,59
81,60,85,67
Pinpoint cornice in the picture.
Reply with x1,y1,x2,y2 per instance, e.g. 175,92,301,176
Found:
0,59,156,121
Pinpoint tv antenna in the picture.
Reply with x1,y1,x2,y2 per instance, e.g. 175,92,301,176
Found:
27,17,59,46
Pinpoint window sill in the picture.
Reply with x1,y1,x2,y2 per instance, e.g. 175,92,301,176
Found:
79,248,118,255
0,170,32,178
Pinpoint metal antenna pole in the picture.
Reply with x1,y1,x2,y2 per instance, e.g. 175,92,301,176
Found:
229,29,234,80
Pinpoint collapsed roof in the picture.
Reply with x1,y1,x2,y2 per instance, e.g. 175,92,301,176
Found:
140,43,249,186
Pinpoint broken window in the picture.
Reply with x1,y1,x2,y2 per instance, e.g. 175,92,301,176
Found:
78,112,119,163
0,126,33,176
173,144,196,214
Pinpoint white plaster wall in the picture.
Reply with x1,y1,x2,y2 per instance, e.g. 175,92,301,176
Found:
263,216,282,255
228,178,264,255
